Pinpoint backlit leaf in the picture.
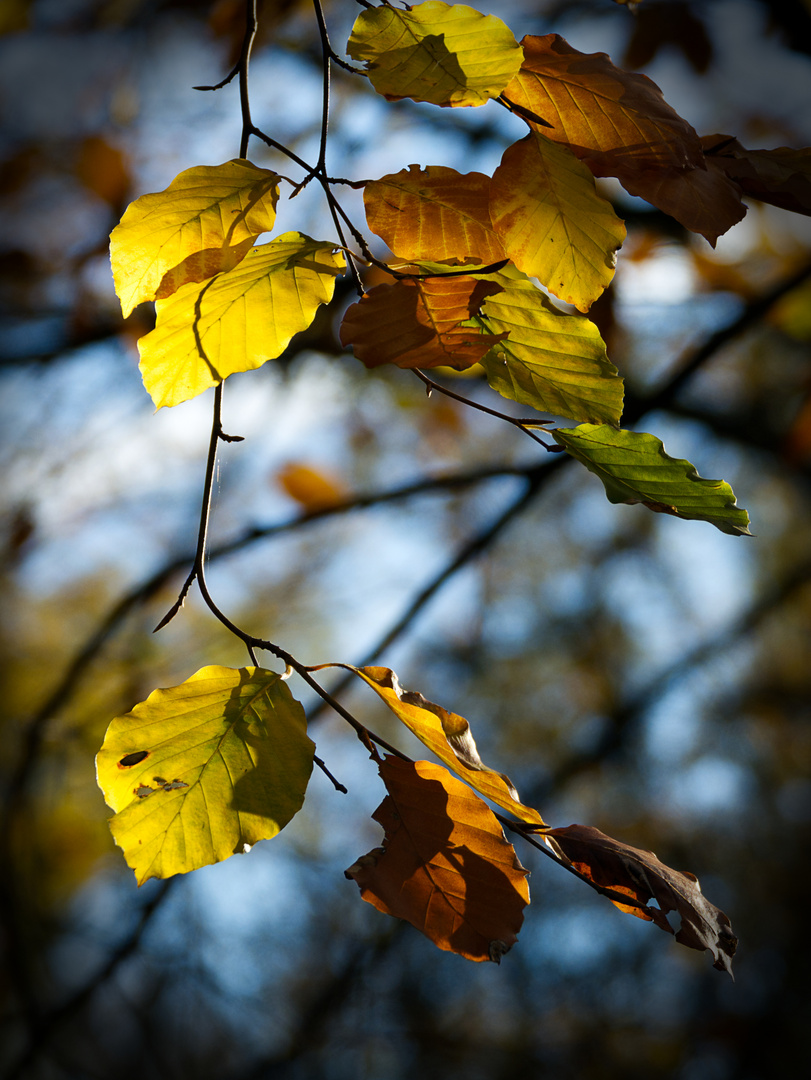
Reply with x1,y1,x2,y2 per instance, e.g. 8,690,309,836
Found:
327,665,546,827
340,276,505,370
547,824,737,975
138,232,344,409
703,134,811,217
503,35,746,243
504,34,704,173
347,1,523,108
553,424,751,534
474,264,624,425
490,133,626,311
110,159,280,317
95,666,314,885
345,756,530,963
364,166,506,265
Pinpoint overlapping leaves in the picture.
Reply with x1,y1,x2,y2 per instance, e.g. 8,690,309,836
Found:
347,1,523,108
110,164,342,409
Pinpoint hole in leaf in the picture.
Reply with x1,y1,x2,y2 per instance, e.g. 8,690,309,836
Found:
135,784,155,799
119,750,149,768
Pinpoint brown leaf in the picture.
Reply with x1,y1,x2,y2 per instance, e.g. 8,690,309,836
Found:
547,824,737,976
503,35,747,244
504,34,704,175
345,757,530,963
703,134,811,217
340,277,505,370
364,166,506,265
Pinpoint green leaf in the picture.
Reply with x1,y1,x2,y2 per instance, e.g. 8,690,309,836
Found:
110,159,280,317
474,264,624,425
95,666,315,885
490,133,626,312
347,1,523,108
138,232,344,409
553,424,752,535
320,664,546,828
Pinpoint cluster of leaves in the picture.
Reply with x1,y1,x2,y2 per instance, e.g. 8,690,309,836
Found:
95,0,811,976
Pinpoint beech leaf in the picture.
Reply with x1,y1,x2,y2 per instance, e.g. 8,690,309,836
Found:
340,276,506,371
95,666,315,885
110,159,280,317
490,132,626,312
138,232,344,409
503,35,746,244
345,756,530,963
553,424,751,534
703,135,811,218
323,664,546,827
473,264,624,425
547,824,737,975
347,1,523,108
364,166,506,265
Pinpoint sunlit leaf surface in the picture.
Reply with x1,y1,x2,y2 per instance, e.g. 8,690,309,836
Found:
364,166,506,264
553,424,751,534
347,1,523,107
110,159,280,317
346,756,530,963
490,133,625,311
328,665,546,826
138,232,344,408
96,666,314,885
475,264,623,424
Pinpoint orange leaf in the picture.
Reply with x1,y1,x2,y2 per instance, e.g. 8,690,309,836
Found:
503,34,746,244
504,34,704,174
364,166,506,265
325,665,546,828
547,824,737,975
340,276,505,370
345,757,530,963
276,463,347,511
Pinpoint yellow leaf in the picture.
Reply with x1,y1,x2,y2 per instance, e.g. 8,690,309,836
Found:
347,1,523,108
138,232,344,409
474,263,624,425
346,757,530,963
490,133,626,312
95,666,314,886
364,166,506,264
323,664,546,827
110,159,280,317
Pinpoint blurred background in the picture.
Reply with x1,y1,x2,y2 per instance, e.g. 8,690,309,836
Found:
1,0,811,1077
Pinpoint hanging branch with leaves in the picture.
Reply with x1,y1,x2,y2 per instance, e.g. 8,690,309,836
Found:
94,0,811,977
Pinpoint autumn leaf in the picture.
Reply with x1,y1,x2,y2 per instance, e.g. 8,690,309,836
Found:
347,1,523,108
503,35,746,244
323,664,546,827
138,232,344,409
504,34,704,173
490,132,626,312
553,424,751,534
472,263,624,425
276,462,348,511
345,756,530,963
110,159,280,317
95,666,314,885
364,166,506,265
547,824,737,975
340,275,505,370
703,134,811,217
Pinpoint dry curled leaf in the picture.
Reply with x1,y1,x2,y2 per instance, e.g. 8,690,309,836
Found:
547,824,737,975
